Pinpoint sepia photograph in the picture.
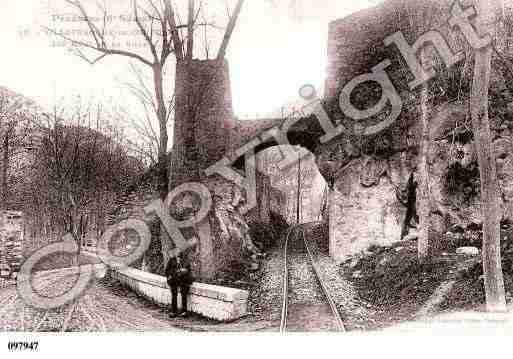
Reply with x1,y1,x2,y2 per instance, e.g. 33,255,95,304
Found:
1,0,513,356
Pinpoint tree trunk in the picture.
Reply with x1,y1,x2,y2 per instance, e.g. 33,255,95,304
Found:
153,64,169,201
417,51,431,261
471,0,507,312
217,0,245,59
296,149,301,224
1,134,9,211
150,64,171,272
186,0,195,61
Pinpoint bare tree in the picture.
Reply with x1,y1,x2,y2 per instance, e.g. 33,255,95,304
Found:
48,0,245,270
48,0,244,200
471,0,506,312
47,0,178,201
119,62,175,167
402,1,446,261
33,102,139,257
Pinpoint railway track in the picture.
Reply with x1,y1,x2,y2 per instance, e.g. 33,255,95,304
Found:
280,224,345,332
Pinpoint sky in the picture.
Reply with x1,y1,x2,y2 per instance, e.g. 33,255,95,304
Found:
0,0,381,119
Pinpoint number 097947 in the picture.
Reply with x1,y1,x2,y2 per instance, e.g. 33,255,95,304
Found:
7,342,39,351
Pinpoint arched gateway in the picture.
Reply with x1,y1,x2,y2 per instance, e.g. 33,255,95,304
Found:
167,0,513,277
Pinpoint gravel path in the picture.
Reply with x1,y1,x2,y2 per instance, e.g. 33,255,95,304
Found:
283,228,342,331
0,268,183,332
304,226,376,331
287,231,327,306
247,240,284,325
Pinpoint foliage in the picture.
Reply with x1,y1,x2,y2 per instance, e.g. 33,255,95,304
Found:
343,241,451,307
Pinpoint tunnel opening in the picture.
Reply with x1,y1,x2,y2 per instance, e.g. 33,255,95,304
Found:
232,119,324,171
254,145,329,253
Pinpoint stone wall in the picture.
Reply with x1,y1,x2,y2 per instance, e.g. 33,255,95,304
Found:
321,0,427,260
0,210,24,279
104,168,277,281
320,0,513,260
111,266,249,321
327,157,409,261
102,182,163,273
325,0,466,101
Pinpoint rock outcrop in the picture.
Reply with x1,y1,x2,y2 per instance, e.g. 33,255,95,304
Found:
314,0,513,260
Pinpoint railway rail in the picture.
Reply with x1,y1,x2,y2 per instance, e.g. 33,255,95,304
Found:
280,224,345,332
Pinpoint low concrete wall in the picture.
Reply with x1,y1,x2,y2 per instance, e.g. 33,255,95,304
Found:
111,267,249,322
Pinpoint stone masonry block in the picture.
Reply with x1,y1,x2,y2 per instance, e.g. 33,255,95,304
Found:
112,267,248,322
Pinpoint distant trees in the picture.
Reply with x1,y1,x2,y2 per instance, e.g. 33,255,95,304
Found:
48,0,178,201
0,89,141,252
0,88,38,211
29,102,142,252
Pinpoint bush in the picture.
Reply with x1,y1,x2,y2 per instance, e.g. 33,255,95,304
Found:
248,223,276,251
344,242,451,307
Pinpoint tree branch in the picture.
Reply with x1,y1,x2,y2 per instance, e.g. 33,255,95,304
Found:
164,0,184,60
45,27,154,67
187,0,195,60
217,0,244,59
133,0,159,63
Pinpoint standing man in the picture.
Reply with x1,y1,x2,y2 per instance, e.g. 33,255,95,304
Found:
400,172,419,239
165,250,194,318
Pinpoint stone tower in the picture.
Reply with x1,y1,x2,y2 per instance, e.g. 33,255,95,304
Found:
169,59,235,189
